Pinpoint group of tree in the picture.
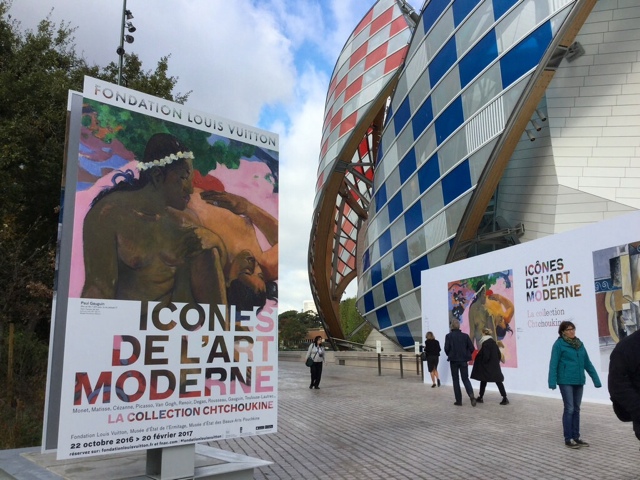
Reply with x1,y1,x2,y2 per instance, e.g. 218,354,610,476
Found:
0,2,188,448
278,297,372,349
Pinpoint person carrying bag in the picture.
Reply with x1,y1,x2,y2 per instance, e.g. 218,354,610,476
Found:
306,336,325,389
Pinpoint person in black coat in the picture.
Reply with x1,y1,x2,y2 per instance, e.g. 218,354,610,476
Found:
444,319,476,406
424,331,441,388
471,327,509,405
608,328,640,442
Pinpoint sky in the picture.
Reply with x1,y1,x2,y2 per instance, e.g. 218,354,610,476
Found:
8,0,377,313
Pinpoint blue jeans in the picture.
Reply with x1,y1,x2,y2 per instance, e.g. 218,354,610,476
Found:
559,384,583,441
450,361,474,403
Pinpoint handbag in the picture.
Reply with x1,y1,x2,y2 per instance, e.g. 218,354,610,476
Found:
420,351,427,362
306,349,318,367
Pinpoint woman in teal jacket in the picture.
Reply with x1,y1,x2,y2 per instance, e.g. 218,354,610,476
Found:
548,321,601,449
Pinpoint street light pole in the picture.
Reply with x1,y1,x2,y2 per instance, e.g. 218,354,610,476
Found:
117,0,127,85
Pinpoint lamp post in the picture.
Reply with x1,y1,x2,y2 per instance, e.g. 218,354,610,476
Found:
116,0,135,85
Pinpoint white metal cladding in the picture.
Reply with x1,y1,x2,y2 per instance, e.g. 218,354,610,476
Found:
465,96,505,154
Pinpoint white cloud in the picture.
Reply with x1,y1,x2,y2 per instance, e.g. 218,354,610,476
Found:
8,0,372,313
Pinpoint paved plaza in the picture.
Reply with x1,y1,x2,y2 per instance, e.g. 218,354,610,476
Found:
208,359,638,480
0,359,638,479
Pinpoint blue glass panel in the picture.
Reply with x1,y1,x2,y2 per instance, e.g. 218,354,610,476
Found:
363,248,371,271
377,306,392,329
393,97,412,136
404,202,424,235
393,240,409,270
429,37,457,88
435,97,463,144
364,291,375,312
374,183,387,212
410,255,429,288
453,0,481,27
371,261,382,286
412,97,433,139
493,0,518,20
388,193,404,222
385,106,393,126
442,159,471,205
399,149,417,184
423,0,451,34
379,230,392,256
383,276,399,301
418,154,440,192
500,21,552,88
459,30,497,87
394,323,415,348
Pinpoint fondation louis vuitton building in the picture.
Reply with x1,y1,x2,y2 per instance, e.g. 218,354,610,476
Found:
309,0,640,349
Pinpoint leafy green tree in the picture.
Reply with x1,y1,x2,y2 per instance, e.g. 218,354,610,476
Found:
340,297,372,345
0,1,192,447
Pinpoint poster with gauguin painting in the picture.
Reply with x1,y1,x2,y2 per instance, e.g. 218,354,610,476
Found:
447,270,517,367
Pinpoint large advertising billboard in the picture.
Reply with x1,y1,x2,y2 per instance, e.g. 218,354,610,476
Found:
421,210,640,403
45,77,278,459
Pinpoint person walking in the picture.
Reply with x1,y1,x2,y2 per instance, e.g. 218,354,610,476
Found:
306,336,326,389
608,328,640,444
424,331,441,388
444,319,476,406
471,327,509,405
548,320,601,449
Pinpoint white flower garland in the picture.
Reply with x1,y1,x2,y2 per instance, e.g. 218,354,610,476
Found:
137,151,194,171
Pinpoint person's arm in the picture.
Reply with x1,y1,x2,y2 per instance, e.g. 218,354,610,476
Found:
201,191,277,246
81,206,118,299
583,348,602,388
444,335,450,357
548,341,560,389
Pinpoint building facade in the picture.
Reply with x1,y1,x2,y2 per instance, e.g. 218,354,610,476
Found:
310,0,640,349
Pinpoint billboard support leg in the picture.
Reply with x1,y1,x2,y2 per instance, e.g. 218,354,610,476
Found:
146,444,195,480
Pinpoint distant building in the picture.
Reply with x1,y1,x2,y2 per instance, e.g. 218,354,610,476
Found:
302,300,317,313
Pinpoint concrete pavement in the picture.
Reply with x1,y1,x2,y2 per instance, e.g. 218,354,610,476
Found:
207,359,639,480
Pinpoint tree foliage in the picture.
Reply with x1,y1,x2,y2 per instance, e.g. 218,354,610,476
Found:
0,1,191,447
340,297,371,345
278,310,322,349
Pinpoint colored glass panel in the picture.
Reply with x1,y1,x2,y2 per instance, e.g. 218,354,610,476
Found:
423,0,451,35
412,96,433,139
376,306,392,329
459,29,498,87
429,36,457,87
404,202,424,236
371,261,382,286
388,192,404,222
364,291,375,312
374,183,387,212
442,159,471,205
453,0,482,27
394,323,415,347
418,154,440,192
500,21,552,88
393,240,409,270
379,229,392,256
393,97,412,136
435,97,463,144
383,276,399,300
410,255,429,288
399,148,417,183
493,0,518,20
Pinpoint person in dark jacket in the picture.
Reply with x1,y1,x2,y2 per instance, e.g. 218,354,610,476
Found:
608,328,640,443
444,319,476,406
548,320,601,449
424,331,441,388
471,327,508,405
